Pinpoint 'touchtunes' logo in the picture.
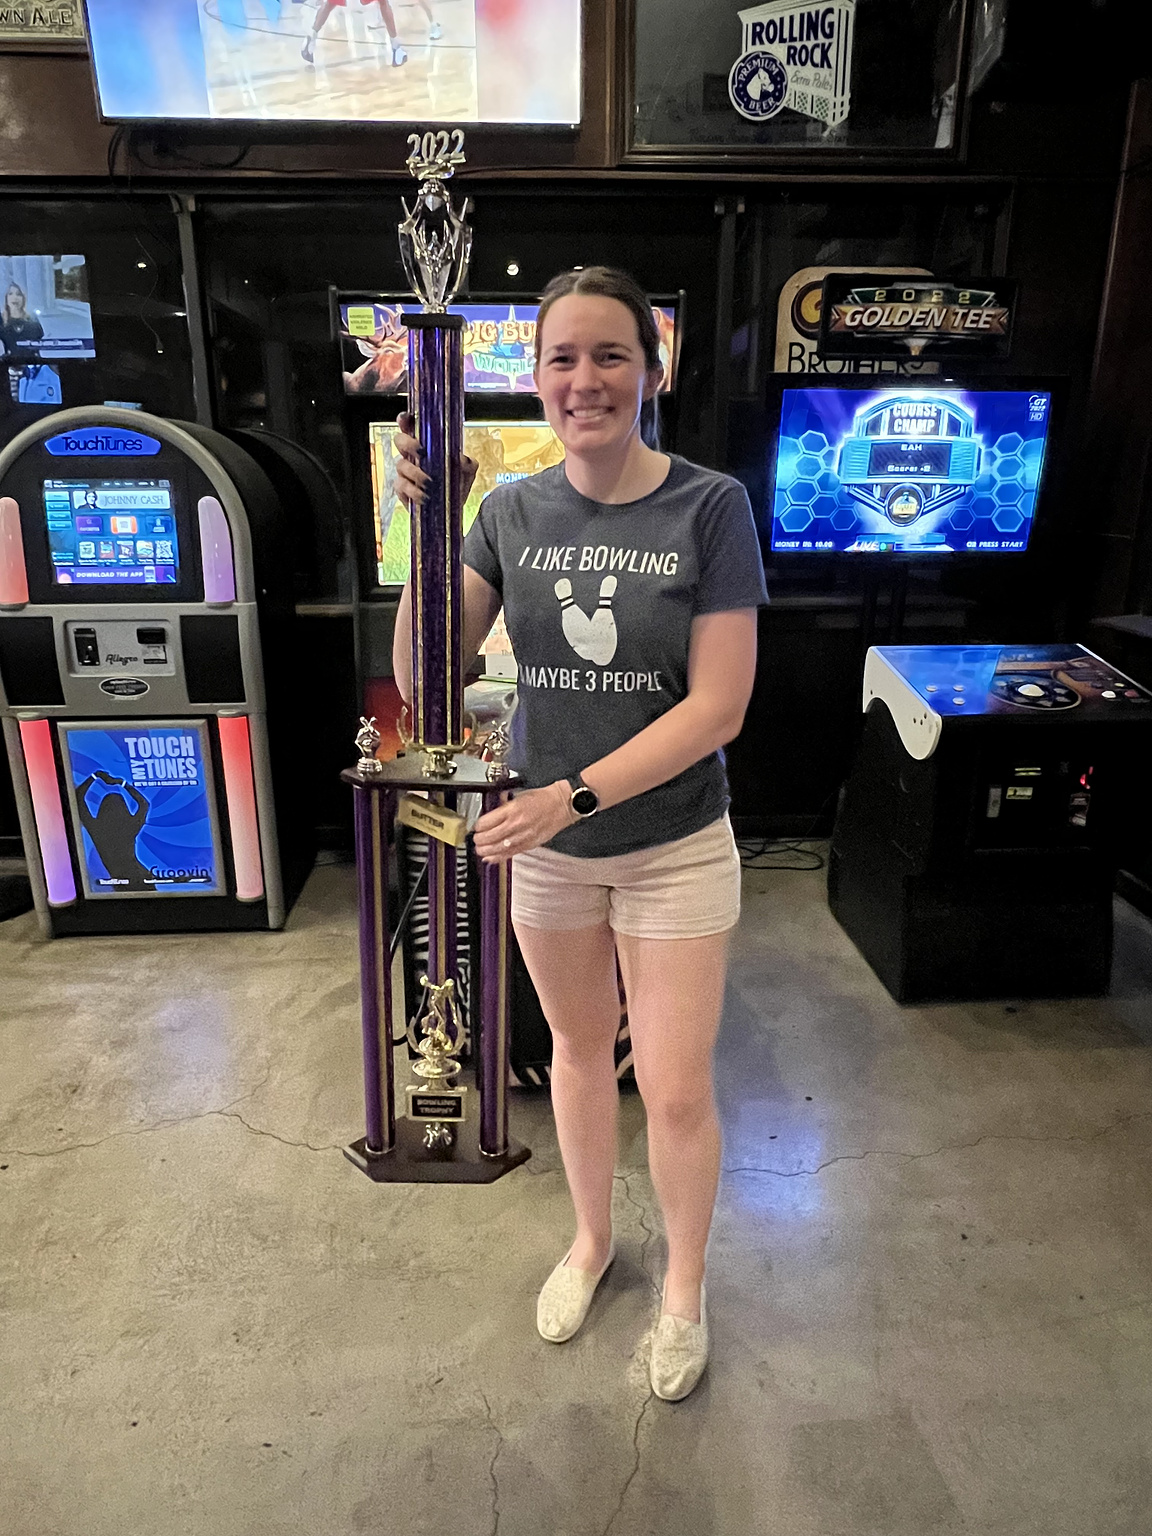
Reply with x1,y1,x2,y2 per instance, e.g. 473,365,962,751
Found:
729,0,855,126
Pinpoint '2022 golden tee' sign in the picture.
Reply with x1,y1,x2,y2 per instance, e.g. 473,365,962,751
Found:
818,277,1018,362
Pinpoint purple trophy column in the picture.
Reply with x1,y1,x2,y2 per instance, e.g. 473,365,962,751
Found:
405,316,464,754
478,789,513,1157
424,800,458,994
354,782,396,1155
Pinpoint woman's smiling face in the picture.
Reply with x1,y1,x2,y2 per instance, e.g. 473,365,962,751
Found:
533,294,663,458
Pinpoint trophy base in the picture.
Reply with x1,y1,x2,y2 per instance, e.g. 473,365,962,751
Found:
343,1120,531,1184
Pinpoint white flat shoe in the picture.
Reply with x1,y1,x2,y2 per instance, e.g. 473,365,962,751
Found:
536,1244,615,1343
650,1282,708,1401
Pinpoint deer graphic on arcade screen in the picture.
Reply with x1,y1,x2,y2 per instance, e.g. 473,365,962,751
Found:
343,307,409,394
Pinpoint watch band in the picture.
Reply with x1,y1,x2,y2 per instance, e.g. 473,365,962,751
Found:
567,772,599,818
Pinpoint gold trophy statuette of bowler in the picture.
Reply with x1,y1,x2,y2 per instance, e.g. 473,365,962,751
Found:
407,974,468,1149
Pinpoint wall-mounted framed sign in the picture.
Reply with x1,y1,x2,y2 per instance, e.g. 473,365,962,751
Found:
0,5,86,50
818,274,1017,360
625,0,972,163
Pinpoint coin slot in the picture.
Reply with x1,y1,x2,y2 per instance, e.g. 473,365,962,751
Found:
74,628,100,667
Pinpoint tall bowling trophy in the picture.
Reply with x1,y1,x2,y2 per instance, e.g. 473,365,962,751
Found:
341,134,529,1183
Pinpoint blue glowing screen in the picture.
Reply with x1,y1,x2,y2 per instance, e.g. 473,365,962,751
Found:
770,387,1053,555
60,723,223,898
45,479,179,587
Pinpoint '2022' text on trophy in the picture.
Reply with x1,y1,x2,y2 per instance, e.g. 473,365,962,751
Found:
339,132,529,1181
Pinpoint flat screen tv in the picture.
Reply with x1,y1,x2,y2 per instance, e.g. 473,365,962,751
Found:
83,0,581,125
369,418,564,586
340,296,682,397
1,255,95,364
767,380,1057,557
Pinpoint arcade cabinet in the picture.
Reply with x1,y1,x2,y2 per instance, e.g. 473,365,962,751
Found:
728,376,1063,835
0,406,315,936
828,644,1152,1002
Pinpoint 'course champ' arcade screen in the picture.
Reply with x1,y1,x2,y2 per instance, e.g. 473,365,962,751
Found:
769,386,1053,555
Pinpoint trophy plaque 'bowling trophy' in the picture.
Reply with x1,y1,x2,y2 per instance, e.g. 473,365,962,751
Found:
341,131,529,1183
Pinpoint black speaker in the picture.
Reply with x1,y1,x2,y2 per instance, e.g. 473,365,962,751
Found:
0,617,64,707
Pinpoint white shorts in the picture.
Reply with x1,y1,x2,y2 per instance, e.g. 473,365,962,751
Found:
511,815,741,940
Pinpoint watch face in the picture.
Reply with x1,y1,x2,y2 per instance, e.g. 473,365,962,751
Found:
572,787,598,816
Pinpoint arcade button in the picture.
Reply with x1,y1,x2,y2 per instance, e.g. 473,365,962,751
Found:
953,697,965,706
1017,684,1045,698
1101,690,1117,699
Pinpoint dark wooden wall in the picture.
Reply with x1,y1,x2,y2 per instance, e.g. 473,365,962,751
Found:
1081,83,1152,622
2,12,1151,843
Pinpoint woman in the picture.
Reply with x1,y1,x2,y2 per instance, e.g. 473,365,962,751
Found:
393,267,766,1401
0,283,44,364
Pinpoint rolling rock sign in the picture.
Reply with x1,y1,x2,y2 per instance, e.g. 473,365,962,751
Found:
729,0,855,124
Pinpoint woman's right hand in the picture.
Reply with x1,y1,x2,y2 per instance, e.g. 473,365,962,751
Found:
395,411,479,507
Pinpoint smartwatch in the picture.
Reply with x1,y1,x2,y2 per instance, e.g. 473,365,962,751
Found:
567,772,600,819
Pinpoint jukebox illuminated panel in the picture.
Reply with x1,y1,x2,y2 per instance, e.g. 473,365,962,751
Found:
58,720,224,900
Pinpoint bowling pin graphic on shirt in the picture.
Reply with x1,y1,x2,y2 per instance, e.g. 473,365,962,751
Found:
554,576,619,666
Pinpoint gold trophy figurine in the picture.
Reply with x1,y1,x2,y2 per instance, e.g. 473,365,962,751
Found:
482,721,512,783
354,716,384,777
407,974,468,1149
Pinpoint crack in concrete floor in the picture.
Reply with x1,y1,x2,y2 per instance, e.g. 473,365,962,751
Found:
14,1107,1147,1187
616,1170,660,1296
722,1108,1152,1180
0,1064,293,1158
602,1390,654,1536
0,1080,345,1159
478,1390,503,1536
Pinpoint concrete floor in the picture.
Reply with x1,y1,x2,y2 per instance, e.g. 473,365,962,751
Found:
3,858,1152,1536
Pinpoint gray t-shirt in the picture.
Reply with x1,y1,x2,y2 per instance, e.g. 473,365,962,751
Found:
464,454,768,856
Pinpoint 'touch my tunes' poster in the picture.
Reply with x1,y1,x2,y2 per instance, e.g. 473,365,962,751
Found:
58,721,224,898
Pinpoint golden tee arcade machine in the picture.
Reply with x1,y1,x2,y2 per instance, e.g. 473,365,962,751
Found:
828,644,1152,1002
0,407,311,936
760,377,1152,1001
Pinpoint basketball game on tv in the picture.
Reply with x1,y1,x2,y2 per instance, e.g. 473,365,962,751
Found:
83,0,581,125
769,386,1054,556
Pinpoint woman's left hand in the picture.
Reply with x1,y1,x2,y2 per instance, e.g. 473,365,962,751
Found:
473,782,573,863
